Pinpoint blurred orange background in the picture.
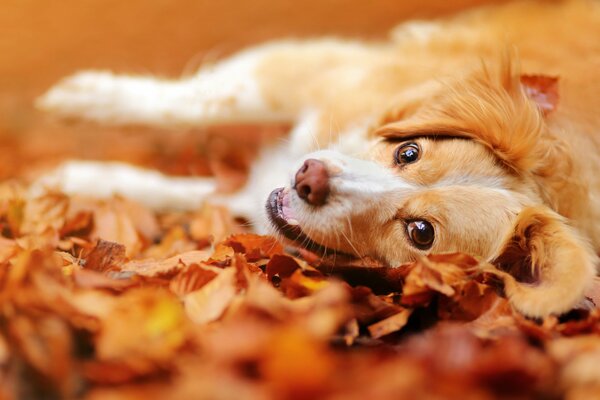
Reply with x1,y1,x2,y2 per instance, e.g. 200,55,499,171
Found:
0,0,506,181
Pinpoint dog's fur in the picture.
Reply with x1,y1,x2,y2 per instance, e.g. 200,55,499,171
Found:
34,0,600,317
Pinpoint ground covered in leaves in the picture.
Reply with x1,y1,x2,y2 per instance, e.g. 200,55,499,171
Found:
1,181,600,400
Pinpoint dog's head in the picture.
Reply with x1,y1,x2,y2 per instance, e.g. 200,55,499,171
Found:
266,59,597,317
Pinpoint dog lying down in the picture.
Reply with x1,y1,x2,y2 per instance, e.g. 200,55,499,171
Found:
34,0,600,318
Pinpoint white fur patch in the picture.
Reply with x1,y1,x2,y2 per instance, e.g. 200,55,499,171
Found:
30,161,216,210
37,46,293,127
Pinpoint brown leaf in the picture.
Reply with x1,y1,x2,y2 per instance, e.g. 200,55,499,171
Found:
20,193,69,237
402,324,555,395
548,336,600,389
0,237,17,263
184,267,237,324
350,286,404,326
401,254,479,307
205,243,234,265
464,297,518,339
59,210,93,238
472,335,556,395
91,199,145,257
260,328,335,398
189,203,240,245
143,225,195,259
437,280,499,321
341,318,360,346
0,334,7,365
5,198,25,237
169,264,218,297
83,360,159,385
330,264,405,293
93,288,188,378
368,308,413,338
72,268,135,291
225,234,284,261
84,239,127,273
115,197,161,241
265,254,300,281
121,249,212,277
282,270,329,298
7,315,75,395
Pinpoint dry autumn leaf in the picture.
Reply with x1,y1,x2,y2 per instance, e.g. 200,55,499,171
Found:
367,307,413,339
184,267,238,324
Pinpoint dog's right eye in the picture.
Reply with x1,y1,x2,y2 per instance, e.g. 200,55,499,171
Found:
406,220,434,249
394,143,420,165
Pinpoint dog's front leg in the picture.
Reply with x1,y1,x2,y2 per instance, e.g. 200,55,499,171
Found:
29,161,216,211
36,44,299,127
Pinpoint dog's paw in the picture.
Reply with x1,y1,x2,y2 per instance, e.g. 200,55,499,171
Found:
36,71,119,120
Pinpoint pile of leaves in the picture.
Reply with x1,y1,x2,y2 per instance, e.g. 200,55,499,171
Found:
1,183,600,400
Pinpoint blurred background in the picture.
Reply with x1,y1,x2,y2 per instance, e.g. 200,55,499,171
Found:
0,0,506,185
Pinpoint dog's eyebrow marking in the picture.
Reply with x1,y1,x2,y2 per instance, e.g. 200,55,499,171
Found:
383,134,470,144
433,174,508,191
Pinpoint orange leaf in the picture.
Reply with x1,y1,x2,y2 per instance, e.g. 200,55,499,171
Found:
84,239,127,273
368,308,413,338
184,267,237,324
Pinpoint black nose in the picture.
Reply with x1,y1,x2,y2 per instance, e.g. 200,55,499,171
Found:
294,159,330,206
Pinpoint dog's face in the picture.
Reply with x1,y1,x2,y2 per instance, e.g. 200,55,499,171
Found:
267,61,543,267
267,139,526,266
266,59,598,317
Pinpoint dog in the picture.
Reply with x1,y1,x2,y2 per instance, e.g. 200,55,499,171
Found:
33,0,600,317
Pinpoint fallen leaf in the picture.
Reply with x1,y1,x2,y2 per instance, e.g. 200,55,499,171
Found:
184,267,237,324
92,200,144,257
189,203,240,245
121,249,212,277
225,234,284,261
0,237,17,263
368,308,413,338
84,239,127,273
169,264,219,297
401,254,480,306
59,210,93,238
72,268,135,291
92,288,188,381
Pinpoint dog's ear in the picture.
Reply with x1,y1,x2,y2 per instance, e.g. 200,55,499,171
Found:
491,205,597,317
519,74,559,116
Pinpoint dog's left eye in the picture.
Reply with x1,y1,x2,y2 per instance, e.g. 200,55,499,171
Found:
394,143,420,165
406,220,434,249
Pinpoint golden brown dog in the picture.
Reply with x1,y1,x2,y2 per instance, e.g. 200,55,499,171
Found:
36,0,600,317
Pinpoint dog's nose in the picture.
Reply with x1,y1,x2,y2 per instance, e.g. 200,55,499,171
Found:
294,159,330,206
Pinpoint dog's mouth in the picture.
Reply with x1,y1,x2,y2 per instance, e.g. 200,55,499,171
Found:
266,188,356,264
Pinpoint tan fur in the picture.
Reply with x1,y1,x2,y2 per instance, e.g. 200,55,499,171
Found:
254,0,600,317
493,206,597,317
38,0,600,317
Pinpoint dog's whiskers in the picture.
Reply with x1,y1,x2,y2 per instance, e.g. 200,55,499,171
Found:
345,215,355,241
340,229,366,266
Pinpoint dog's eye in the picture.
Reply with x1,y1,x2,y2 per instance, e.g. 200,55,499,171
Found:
394,143,420,165
407,220,434,249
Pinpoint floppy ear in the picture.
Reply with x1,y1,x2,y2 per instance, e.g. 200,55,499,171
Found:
373,60,565,174
492,205,597,317
519,74,559,116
